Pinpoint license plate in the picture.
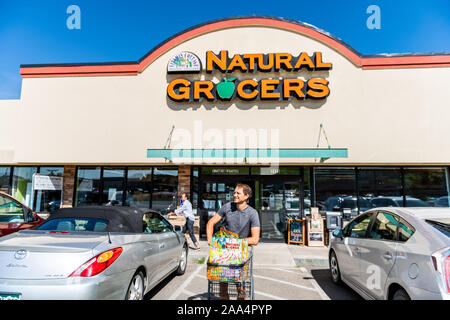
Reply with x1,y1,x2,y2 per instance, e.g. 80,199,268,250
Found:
0,293,22,300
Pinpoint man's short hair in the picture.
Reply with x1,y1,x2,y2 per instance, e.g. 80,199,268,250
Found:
236,183,252,198
180,192,189,199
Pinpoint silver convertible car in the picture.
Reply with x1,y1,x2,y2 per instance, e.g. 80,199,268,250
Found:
0,206,188,300
329,207,450,300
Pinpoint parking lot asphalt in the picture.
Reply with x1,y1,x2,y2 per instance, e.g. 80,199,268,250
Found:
145,240,362,300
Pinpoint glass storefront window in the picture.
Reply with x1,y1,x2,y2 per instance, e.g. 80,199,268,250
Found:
75,167,101,206
34,167,64,214
405,168,449,207
261,183,284,211
11,167,37,208
39,167,64,176
201,182,217,210
285,183,300,213
358,168,402,209
217,182,235,209
102,167,125,206
126,167,152,208
304,167,311,214
0,167,11,194
315,167,357,214
151,167,178,211
192,167,199,214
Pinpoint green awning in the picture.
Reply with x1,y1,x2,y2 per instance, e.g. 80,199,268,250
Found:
147,148,348,160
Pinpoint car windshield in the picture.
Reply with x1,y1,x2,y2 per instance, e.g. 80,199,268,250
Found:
36,217,108,232
426,218,450,238
0,194,25,223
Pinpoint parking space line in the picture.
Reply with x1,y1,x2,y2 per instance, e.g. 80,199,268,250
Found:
253,274,317,291
255,290,285,300
168,265,204,300
308,276,330,300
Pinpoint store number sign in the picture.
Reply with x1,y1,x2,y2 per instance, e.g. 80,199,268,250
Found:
167,50,332,102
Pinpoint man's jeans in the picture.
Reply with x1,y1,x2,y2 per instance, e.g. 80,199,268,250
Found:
182,218,198,244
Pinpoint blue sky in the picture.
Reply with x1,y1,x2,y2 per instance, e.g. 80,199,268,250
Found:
1,0,449,99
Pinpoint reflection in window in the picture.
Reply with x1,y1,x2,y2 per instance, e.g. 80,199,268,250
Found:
405,168,449,207
75,167,101,206
143,212,172,233
0,193,25,223
358,168,402,209
315,167,356,213
369,212,398,241
346,213,373,238
202,182,217,210
11,167,37,208
217,183,234,209
0,167,11,194
398,218,415,242
126,167,152,208
151,167,178,211
102,167,125,206
261,183,284,211
285,183,300,213
34,167,64,214
304,168,311,214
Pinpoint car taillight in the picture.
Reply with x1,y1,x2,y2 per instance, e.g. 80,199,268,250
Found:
431,247,450,295
444,255,450,294
69,247,123,277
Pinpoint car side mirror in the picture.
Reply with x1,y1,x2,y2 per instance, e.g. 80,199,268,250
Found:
332,228,344,239
25,209,36,222
174,226,182,232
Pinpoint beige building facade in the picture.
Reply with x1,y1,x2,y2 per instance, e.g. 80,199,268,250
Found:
1,16,450,240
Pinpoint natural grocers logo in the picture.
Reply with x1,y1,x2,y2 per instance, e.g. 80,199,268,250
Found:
167,52,201,73
167,50,332,102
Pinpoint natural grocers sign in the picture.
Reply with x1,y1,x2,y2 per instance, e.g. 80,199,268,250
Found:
167,50,332,102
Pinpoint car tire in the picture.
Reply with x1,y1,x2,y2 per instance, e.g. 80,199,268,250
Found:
125,271,145,300
392,288,410,300
175,245,188,276
330,251,342,285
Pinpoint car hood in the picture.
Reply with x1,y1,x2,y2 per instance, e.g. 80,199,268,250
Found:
0,230,108,280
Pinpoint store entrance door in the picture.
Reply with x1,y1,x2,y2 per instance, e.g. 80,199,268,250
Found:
198,175,303,241
256,179,302,241
198,178,255,238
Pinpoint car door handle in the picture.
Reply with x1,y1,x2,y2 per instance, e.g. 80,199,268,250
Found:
383,253,393,260
159,243,165,249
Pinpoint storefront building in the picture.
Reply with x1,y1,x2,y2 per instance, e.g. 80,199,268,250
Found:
1,16,450,240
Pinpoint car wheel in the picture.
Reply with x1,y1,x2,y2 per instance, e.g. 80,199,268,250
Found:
176,245,188,276
125,271,145,300
393,288,410,300
330,251,342,285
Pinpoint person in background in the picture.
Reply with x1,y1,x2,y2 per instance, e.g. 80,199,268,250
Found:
169,193,200,250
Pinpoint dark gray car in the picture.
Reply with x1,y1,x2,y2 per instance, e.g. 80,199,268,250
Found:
0,206,188,300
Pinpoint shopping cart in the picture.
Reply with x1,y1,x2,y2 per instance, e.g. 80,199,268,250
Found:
207,247,254,300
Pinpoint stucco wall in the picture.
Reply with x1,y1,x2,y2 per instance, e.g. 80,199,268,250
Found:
6,26,450,165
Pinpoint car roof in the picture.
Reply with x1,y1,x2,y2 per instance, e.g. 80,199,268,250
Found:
373,207,450,220
44,206,161,233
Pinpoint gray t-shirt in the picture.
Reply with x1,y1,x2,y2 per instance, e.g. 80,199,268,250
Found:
217,202,260,239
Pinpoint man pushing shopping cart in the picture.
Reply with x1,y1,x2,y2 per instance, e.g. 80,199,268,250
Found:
206,183,260,300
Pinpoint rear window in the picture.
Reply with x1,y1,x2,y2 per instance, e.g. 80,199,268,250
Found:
426,218,450,238
37,218,108,232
